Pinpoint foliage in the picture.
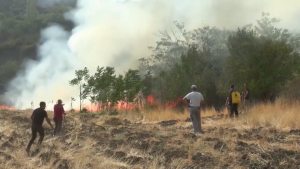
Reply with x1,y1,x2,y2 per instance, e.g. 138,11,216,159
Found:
71,66,142,111
26,0,38,22
226,29,299,100
0,60,19,93
124,69,141,103
111,75,125,105
109,109,119,116
79,107,88,114
137,13,300,107
280,75,300,99
69,67,90,111
141,70,153,97
88,67,116,109
97,111,106,116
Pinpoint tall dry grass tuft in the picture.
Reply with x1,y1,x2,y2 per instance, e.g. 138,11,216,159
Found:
141,107,217,122
241,99,300,129
142,109,189,122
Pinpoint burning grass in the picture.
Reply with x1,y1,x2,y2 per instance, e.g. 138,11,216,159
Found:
0,100,300,168
0,105,15,110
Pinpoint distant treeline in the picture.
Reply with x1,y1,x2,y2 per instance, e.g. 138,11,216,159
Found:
70,14,300,109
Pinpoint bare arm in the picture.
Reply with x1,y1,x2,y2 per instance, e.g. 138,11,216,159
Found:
200,94,205,106
200,100,205,105
62,107,66,115
30,110,35,121
45,117,54,129
244,91,249,98
183,97,189,106
225,98,229,106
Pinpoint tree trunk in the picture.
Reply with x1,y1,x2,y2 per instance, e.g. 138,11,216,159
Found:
126,99,128,113
80,84,82,111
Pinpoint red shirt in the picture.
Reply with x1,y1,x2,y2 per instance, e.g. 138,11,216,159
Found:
54,104,65,120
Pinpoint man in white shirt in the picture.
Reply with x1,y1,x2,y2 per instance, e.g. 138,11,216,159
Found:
183,85,205,134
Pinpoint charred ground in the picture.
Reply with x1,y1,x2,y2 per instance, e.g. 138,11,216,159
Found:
0,109,300,169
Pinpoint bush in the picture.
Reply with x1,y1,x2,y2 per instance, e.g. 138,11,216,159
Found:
79,107,88,114
109,109,119,116
97,111,106,116
78,112,96,121
280,75,300,99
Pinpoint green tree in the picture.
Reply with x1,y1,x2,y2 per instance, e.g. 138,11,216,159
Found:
88,67,116,109
0,60,19,91
26,0,38,22
254,12,290,41
226,28,299,100
69,67,90,111
124,69,141,111
141,70,153,97
111,75,125,106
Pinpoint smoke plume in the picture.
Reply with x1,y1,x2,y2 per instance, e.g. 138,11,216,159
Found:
4,0,300,110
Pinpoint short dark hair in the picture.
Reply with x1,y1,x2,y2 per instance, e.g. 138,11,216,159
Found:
40,101,46,107
230,84,234,88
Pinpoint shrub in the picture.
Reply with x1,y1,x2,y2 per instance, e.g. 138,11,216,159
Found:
97,111,106,116
80,107,88,114
109,109,119,116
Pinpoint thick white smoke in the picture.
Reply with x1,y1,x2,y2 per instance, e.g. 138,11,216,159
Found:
4,0,300,110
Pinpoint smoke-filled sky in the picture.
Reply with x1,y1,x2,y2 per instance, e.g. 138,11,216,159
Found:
4,0,300,110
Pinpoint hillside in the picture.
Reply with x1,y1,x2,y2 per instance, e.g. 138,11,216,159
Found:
0,101,300,169
0,0,75,94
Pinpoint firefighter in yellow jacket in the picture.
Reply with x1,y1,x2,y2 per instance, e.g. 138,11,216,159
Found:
228,84,241,118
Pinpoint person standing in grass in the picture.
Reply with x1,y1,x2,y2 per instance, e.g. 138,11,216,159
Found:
53,99,66,136
243,84,250,112
183,85,205,134
225,97,230,117
26,101,54,155
229,84,240,118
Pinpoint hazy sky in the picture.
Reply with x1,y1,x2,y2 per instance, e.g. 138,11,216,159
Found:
5,0,300,110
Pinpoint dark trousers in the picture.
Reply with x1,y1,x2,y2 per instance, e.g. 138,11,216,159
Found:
230,104,238,118
189,107,202,133
53,118,62,136
26,124,44,151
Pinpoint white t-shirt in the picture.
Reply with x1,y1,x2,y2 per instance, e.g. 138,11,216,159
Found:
184,91,204,107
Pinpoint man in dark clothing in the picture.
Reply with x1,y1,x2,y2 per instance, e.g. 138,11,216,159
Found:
229,84,239,118
26,102,54,155
53,99,66,136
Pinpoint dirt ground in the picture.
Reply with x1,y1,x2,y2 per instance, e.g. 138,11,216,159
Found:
0,109,300,169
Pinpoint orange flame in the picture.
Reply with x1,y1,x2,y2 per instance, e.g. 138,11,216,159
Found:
0,105,15,110
147,95,155,105
165,98,182,108
77,94,182,112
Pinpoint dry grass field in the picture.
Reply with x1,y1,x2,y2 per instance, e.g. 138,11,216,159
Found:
0,100,300,169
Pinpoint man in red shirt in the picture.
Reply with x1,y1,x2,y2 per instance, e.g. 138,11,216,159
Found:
53,99,66,136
